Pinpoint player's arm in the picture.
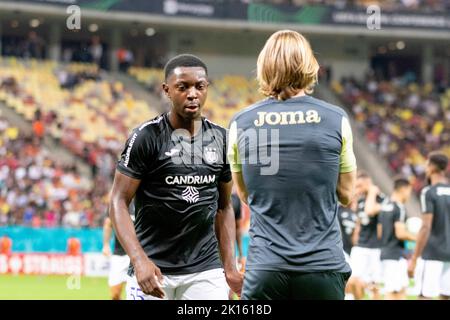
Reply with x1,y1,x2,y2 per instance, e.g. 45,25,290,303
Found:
408,188,434,277
394,222,417,242
408,214,433,278
364,185,382,217
215,180,244,295
102,217,112,256
227,120,248,204
352,219,360,245
109,171,164,298
337,172,356,206
337,116,356,206
232,172,248,205
236,222,244,260
377,222,382,240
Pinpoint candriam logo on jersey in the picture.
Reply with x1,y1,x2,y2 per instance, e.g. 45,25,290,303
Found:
165,175,215,203
182,186,200,204
165,175,215,185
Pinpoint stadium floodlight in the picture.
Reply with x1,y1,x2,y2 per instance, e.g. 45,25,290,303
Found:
29,19,40,28
145,28,156,37
88,23,99,33
396,41,405,50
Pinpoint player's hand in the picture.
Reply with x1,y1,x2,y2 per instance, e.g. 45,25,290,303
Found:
225,269,244,297
368,185,380,195
134,257,165,299
237,256,245,272
102,245,111,257
407,257,417,278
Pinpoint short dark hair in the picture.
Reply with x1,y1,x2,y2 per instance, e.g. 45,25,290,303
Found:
164,54,208,81
393,176,410,190
428,151,448,172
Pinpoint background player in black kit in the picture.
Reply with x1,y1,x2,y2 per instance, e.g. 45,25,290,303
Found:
102,203,135,300
350,170,386,299
109,54,243,300
408,152,450,299
377,177,416,300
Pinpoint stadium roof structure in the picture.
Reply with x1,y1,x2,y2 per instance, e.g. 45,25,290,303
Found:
0,0,449,40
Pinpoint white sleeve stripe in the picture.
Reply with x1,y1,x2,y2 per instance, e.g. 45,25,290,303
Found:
399,204,406,222
420,187,430,213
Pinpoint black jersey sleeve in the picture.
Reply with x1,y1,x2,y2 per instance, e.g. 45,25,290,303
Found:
117,126,155,179
392,206,401,223
420,187,435,215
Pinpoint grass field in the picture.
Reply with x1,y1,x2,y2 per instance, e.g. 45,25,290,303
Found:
0,274,117,300
0,274,421,300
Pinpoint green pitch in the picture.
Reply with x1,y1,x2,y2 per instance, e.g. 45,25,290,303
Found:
0,274,420,300
0,274,117,300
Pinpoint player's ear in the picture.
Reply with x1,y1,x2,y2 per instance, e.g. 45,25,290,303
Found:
162,83,170,98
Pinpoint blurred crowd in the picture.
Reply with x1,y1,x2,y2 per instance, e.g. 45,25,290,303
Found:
0,115,108,227
333,74,450,194
0,58,158,227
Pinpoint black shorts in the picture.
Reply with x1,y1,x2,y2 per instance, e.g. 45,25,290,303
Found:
242,269,351,300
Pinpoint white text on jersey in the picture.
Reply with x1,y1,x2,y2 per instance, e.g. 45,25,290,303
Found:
254,110,321,127
165,175,216,185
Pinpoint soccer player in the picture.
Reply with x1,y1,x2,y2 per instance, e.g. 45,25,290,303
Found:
349,171,386,299
102,203,135,300
338,200,358,260
408,152,450,300
109,54,243,300
228,30,356,300
103,216,129,300
378,177,416,300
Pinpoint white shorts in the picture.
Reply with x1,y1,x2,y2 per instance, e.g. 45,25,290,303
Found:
350,246,382,284
126,268,229,300
344,251,353,270
108,255,130,287
382,259,409,293
412,259,450,298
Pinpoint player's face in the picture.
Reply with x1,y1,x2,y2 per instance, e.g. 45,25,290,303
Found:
355,177,370,196
163,67,208,121
425,159,434,179
398,185,412,202
403,185,412,202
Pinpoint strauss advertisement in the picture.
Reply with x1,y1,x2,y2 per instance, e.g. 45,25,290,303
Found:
0,253,109,276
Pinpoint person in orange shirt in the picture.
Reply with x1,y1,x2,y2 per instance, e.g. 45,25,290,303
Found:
0,236,12,255
67,237,81,256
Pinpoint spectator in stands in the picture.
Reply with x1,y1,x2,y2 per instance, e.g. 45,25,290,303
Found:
32,109,45,141
23,31,45,59
334,73,450,195
89,36,103,68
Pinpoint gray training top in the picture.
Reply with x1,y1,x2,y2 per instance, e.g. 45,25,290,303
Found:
228,95,356,273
